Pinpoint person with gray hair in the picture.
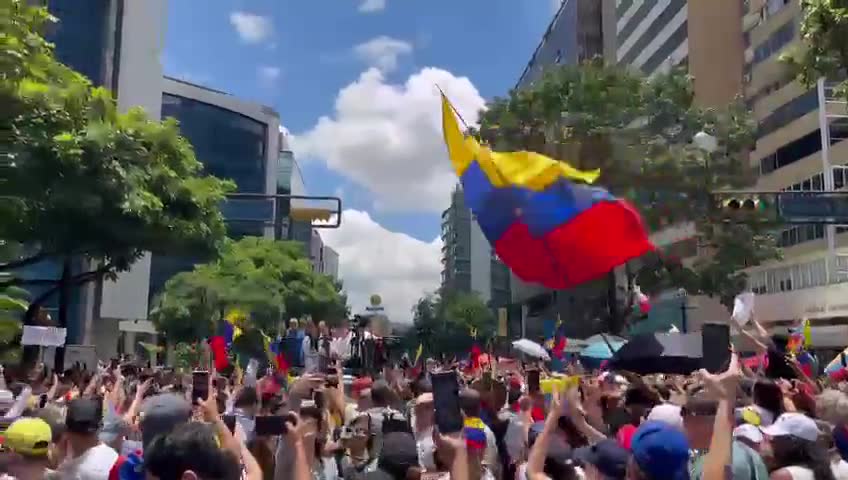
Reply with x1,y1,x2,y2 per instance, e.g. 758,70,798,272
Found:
817,389,848,426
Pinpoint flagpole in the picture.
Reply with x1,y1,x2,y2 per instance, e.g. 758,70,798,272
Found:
436,85,472,130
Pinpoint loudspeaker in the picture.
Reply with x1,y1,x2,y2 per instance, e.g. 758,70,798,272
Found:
701,323,731,373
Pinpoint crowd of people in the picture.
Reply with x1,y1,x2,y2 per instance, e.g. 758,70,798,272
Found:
1,317,848,480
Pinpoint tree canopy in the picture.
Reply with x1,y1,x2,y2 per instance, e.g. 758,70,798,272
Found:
477,62,780,311
0,0,233,313
783,0,848,100
409,291,495,356
150,237,349,345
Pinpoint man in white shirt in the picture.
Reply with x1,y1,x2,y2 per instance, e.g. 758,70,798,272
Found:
51,398,119,480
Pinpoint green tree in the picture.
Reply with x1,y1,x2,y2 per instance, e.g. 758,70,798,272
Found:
478,62,779,330
151,238,348,346
783,0,848,101
0,0,234,330
409,291,495,357
442,291,496,340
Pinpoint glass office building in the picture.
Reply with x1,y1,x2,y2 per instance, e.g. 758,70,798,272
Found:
148,79,279,301
16,0,122,343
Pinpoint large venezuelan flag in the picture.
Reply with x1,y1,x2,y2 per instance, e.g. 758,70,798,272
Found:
441,94,654,289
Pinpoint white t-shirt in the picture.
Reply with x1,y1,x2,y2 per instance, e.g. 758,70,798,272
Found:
832,459,848,480
52,443,119,480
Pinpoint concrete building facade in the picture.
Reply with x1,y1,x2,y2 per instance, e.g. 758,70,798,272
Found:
741,0,848,351
440,187,511,308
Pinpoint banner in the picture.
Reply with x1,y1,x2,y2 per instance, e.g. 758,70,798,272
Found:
21,326,67,347
63,345,97,371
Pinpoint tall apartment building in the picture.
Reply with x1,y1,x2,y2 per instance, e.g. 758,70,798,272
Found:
743,0,848,349
516,0,604,88
440,187,511,308
613,0,689,76
609,0,747,334
509,0,747,339
20,0,166,352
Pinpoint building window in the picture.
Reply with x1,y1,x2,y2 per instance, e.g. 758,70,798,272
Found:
758,89,817,139
749,258,832,294
162,94,268,194
753,21,795,66
640,21,688,75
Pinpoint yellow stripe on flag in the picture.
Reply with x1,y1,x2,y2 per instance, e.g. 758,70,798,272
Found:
441,94,476,176
414,343,423,365
440,93,600,190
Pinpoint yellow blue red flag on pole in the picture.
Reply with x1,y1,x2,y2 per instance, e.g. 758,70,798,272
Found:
440,93,653,289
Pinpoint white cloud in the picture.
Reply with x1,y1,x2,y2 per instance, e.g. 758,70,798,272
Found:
293,67,485,212
229,12,273,44
358,0,386,13
321,209,441,323
258,66,281,83
353,36,413,73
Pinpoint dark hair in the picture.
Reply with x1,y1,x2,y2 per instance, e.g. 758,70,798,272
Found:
753,379,784,420
459,388,481,418
411,377,432,397
557,415,589,448
770,435,836,480
371,380,393,407
234,386,259,408
144,422,241,480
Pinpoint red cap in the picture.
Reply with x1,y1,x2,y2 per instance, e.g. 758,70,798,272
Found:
617,424,637,450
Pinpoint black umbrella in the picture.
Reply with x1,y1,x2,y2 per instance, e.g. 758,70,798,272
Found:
608,332,703,375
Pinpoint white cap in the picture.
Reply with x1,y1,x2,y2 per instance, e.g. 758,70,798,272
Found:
733,424,764,444
646,404,683,429
761,413,821,442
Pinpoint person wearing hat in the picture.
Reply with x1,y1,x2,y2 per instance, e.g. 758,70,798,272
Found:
628,421,691,480
1,417,54,479
139,393,192,450
760,412,838,480
682,393,768,480
364,431,421,480
52,398,120,479
573,438,628,480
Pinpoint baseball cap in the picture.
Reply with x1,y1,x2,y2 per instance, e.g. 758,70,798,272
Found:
140,394,192,448
631,421,691,480
573,439,628,480
647,404,683,429
65,398,103,434
616,424,637,450
4,417,51,456
761,413,821,442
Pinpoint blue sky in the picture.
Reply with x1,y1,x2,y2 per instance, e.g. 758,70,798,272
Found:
163,0,560,319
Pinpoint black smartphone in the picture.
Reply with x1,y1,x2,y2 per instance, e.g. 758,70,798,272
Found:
527,369,541,394
222,415,236,434
431,371,463,434
192,370,210,403
255,414,294,436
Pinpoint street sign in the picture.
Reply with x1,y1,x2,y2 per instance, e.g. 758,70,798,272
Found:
777,192,848,224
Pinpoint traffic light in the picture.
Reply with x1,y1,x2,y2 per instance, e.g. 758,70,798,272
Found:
712,193,777,222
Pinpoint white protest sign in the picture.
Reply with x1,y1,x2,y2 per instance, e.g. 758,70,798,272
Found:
21,326,67,347
731,292,755,327
63,345,97,371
